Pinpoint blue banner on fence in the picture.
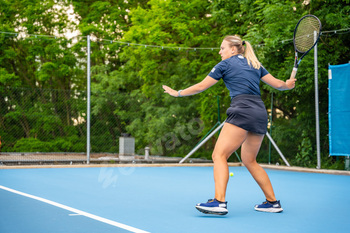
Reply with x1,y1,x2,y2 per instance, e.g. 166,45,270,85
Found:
328,63,350,156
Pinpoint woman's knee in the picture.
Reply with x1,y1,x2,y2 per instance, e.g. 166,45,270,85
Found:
241,157,257,167
212,151,228,162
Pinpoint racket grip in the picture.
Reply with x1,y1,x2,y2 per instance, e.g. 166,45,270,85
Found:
290,67,298,79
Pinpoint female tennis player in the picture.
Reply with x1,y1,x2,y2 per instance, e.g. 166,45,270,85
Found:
162,35,296,215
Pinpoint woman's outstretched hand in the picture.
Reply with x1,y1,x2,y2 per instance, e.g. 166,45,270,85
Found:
162,85,179,97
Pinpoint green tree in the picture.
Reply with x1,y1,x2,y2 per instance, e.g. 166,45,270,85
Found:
117,0,350,164
70,0,149,152
0,0,349,169
0,0,85,151
113,0,226,156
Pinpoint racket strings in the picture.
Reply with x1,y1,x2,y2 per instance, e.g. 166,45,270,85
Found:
294,17,321,53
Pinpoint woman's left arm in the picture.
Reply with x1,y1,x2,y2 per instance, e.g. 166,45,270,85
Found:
162,76,218,97
261,73,296,91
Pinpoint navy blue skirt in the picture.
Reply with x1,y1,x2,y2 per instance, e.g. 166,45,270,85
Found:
225,94,268,134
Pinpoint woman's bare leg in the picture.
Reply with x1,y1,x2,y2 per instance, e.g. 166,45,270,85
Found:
241,132,276,202
212,123,247,202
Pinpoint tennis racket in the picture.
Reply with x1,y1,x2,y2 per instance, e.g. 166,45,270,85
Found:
291,14,322,78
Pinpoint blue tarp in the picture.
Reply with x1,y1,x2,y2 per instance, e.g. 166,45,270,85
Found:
328,63,350,156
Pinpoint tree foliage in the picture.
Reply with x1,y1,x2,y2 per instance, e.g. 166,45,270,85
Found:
0,0,349,168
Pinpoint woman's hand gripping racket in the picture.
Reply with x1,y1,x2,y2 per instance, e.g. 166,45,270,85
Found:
291,15,322,79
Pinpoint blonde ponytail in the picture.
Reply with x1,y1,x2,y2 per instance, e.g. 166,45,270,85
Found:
243,41,261,69
224,35,261,70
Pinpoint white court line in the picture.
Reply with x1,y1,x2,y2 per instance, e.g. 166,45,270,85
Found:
0,185,150,233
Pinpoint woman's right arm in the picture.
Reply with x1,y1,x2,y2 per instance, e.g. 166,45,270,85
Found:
261,73,296,91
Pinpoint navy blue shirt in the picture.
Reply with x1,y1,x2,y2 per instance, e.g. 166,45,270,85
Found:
208,55,269,98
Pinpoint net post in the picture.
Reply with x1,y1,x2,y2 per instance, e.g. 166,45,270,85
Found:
217,96,221,123
314,30,321,169
265,132,290,167
268,93,273,164
87,35,91,164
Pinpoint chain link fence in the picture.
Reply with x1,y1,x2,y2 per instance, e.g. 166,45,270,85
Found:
0,86,219,164
0,35,275,166
0,87,86,152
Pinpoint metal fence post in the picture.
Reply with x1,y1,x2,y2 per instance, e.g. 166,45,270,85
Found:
314,31,321,169
87,35,91,164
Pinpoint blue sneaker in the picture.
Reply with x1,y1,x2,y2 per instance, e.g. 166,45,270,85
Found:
254,200,283,213
195,199,228,215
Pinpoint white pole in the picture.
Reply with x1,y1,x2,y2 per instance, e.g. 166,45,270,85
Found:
179,121,290,166
179,121,225,163
314,31,321,169
265,132,290,166
87,35,91,164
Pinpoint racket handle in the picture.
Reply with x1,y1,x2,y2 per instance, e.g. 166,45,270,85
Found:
290,67,298,79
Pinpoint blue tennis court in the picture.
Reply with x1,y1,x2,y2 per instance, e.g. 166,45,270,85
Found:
1,165,349,233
